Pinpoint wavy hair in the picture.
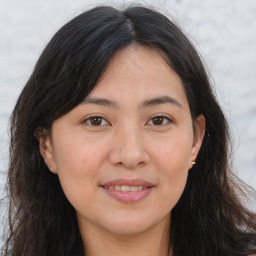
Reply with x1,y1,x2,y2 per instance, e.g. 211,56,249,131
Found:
2,5,256,256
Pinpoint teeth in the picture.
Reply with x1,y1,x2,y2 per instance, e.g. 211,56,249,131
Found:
121,185,129,192
106,185,147,191
114,185,121,191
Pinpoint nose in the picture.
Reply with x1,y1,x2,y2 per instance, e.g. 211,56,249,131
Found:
108,126,150,169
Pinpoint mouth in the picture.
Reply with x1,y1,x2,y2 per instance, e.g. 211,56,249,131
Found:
100,179,155,203
102,185,149,192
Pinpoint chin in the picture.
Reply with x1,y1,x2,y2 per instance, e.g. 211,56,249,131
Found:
101,214,165,236
107,223,152,236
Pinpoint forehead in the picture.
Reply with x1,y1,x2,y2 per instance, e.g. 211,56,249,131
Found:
87,45,189,110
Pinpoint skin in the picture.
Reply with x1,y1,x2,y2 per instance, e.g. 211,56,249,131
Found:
39,45,205,256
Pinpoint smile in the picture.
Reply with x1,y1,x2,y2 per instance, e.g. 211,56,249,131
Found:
105,185,148,192
100,179,155,203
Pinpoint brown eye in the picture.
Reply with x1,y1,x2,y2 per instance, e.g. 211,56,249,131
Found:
152,116,164,125
84,116,109,126
147,115,172,126
90,117,103,125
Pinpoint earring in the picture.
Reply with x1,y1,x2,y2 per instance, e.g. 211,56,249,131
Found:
192,160,196,165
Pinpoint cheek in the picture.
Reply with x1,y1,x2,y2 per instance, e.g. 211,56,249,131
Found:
53,138,106,177
152,138,192,207
51,139,107,206
154,136,192,172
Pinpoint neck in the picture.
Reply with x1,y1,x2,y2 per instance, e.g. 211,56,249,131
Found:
79,218,172,256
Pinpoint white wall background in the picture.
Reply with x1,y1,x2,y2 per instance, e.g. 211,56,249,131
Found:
0,0,256,244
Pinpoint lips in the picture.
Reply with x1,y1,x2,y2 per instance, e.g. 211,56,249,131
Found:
104,185,147,192
100,179,155,203
101,178,154,187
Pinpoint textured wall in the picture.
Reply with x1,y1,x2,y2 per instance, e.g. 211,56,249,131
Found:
1,0,256,242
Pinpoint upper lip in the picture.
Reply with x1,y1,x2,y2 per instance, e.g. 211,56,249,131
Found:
101,179,155,188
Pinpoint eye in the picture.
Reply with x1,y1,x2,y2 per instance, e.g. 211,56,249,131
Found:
147,115,173,126
83,116,110,126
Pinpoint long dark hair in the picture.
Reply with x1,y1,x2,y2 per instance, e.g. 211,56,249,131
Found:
2,5,256,256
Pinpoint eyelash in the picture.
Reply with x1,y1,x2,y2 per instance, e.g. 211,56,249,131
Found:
83,115,110,126
146,115,173,126
83,115,173,127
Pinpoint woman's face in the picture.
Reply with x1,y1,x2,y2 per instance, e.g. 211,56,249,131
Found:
40,46,205,237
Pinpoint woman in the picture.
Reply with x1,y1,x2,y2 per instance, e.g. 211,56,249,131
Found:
2,5,256,256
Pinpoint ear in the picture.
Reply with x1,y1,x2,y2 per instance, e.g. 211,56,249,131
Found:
35,129,57,174
189,114,205,169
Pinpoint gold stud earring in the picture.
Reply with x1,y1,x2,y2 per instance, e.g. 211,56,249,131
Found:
192,160,196,165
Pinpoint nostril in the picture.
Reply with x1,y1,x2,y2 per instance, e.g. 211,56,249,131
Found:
108,141,150,168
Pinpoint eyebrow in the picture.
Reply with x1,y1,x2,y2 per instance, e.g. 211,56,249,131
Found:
82,98,119,108
142,96,182,109
82,96,182,109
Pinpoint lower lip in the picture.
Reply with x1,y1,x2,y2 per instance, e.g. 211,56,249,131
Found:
101,187,154,203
